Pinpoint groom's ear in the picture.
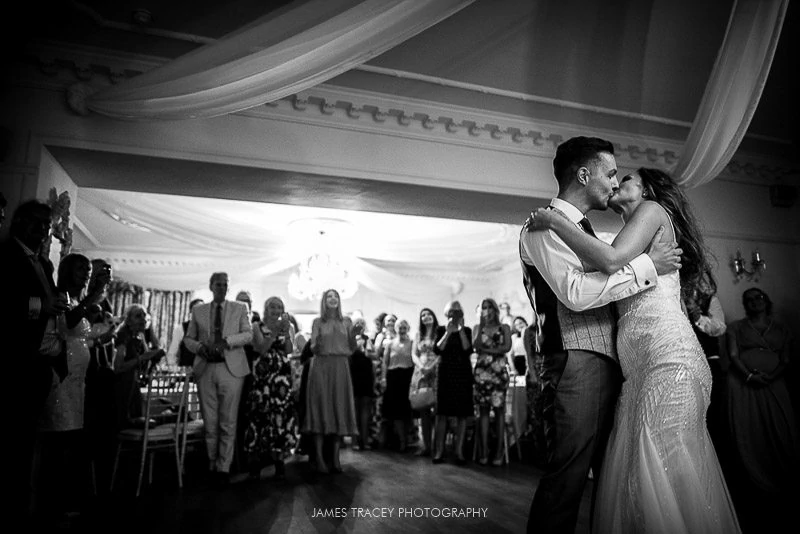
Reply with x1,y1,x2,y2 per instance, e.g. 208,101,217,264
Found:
577,167,590,186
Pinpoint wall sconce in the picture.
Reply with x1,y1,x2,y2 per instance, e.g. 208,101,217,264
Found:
732,250,766,281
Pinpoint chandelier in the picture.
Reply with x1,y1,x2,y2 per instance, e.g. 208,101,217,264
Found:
287,252,359,301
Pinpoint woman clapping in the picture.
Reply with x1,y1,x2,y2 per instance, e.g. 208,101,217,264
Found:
243,296,296,480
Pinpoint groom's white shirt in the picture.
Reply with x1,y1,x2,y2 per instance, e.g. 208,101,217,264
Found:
521,198,658,312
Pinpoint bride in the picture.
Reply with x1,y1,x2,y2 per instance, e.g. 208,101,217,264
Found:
528,167,740,533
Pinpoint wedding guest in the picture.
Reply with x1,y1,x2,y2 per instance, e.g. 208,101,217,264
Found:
432,301,473,464
684,272,728,459
381,319,415,452
290,314,311,456
2,199,70,525
87,259,113,315
371,312,387,344
499,301,515,328
372,313,397,447
183,272,252,486
508,316,530,377
303,289,359,474
350,317,376,451
83,303,117,501
165,298,204,368
112,304,166,430
35,253,97,524
243,296,296,480
473,298,512,466
235,290,259,471
726,288,800,532
374,313,397,361
411,307,442,456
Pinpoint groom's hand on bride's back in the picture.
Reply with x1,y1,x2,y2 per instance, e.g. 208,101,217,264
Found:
646,226,682,275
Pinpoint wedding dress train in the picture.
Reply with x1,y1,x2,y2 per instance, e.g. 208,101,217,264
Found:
593,263,740,532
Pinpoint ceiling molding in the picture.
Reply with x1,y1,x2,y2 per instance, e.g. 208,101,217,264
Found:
17,40,798,185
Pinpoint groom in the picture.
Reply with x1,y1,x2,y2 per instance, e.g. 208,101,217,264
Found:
520,136,681,532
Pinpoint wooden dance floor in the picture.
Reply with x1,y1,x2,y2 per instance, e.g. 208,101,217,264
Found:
84,445,594,534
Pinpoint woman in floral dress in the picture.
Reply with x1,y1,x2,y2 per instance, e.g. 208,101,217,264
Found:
371,313,396,448
473,298,512,465
243,296,296,479
411,307,442,456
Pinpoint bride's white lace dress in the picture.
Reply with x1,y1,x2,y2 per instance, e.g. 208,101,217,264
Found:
593,266,741,533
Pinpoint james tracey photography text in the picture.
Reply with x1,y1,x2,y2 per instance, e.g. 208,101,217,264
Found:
311,507,489,519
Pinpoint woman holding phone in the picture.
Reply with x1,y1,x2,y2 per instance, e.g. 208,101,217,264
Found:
243,296,296,480
431,301,473,464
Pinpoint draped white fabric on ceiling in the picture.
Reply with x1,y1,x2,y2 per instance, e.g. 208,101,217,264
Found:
672,0,788,188
76,189,516,299
85,0,475,121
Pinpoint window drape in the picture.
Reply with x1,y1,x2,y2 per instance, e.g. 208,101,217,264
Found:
106,279,193,351
672,0,788,188
84,0,475,121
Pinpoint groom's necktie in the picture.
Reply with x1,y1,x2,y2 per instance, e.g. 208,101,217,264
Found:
578,217,596,237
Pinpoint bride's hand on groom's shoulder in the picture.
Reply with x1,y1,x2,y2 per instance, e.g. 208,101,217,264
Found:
524,208,559,232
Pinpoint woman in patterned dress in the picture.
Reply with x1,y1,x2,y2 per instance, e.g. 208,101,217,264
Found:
411,307,442,456
372,313,396,448
473,297,512,466
243,296,296,479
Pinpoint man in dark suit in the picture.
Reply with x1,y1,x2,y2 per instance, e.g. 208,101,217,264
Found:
519,137,680,532
1,199,70,524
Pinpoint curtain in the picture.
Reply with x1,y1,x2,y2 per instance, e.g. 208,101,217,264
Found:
78,189,514,300
144,289,194,351
106,280,144,319
672,0,788,188
106,279,193,351
83,0,475,121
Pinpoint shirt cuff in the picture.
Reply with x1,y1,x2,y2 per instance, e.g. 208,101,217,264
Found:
29,296,42,320
629,254,657,288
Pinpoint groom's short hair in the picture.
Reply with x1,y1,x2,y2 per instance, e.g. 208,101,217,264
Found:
553,136,615,190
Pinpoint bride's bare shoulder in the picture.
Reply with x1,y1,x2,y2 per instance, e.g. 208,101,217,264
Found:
634,200,670,222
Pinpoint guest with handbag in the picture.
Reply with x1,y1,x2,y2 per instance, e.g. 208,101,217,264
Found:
410,307,442,456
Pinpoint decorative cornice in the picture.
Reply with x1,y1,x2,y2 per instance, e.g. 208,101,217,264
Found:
15,40,799,184
240,89,687,167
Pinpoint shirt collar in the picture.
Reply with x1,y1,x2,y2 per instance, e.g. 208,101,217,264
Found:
549,198,585,225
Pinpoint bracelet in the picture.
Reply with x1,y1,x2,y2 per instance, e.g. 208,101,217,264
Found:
745,372,754,383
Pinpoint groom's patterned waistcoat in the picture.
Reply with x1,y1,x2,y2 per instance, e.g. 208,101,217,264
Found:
519,239,617,361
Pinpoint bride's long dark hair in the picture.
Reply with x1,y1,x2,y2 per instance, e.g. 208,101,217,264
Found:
637,167,715,301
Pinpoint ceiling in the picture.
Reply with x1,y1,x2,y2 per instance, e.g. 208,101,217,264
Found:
19,0,795,152
11,0,798,291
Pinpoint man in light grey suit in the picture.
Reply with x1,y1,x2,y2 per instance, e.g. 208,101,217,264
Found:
184,272,252,485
